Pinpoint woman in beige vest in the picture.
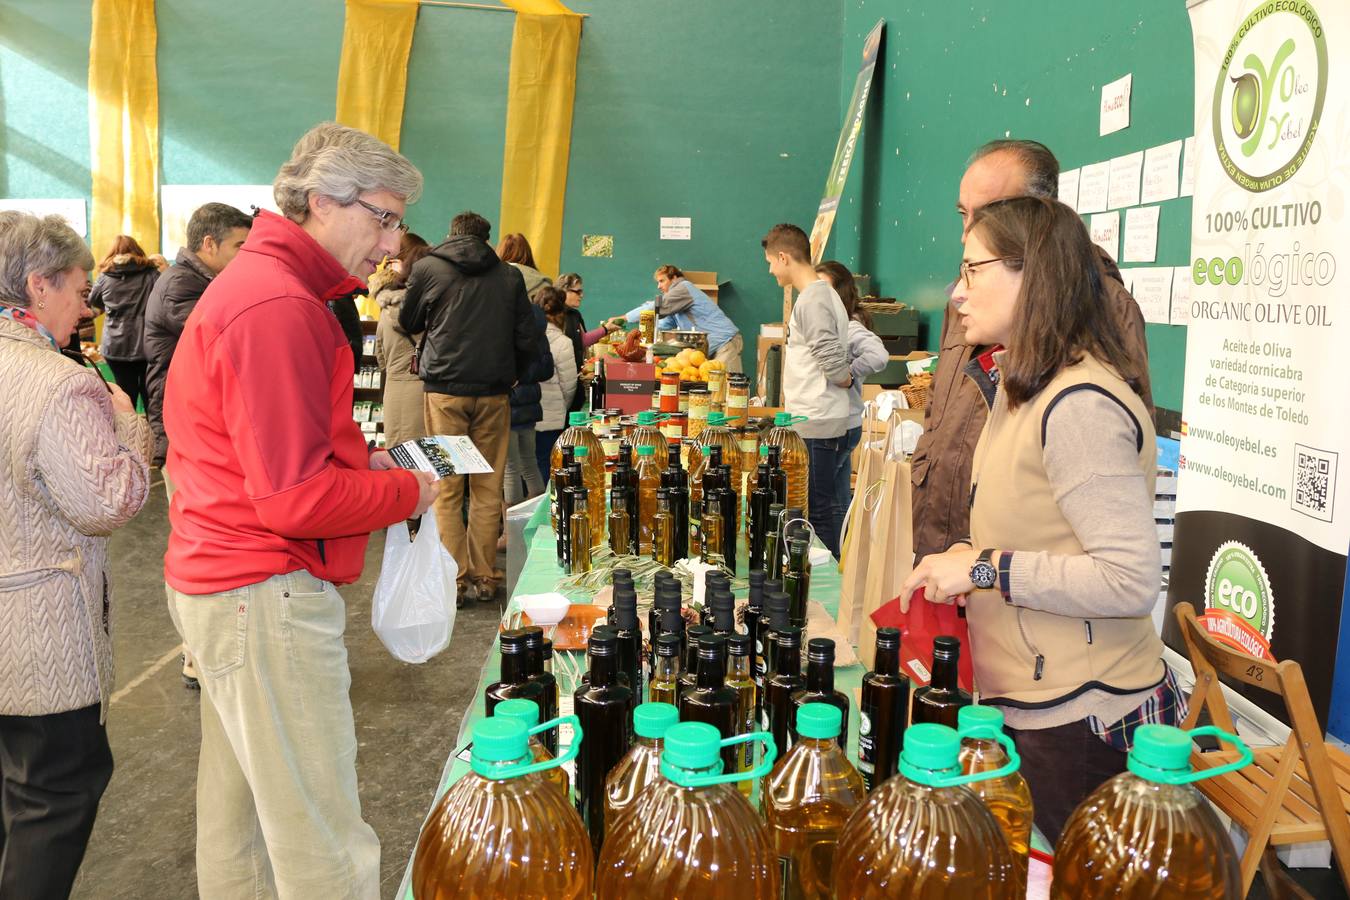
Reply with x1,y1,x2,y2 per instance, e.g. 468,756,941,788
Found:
0,211,153,896
898,196,1182,843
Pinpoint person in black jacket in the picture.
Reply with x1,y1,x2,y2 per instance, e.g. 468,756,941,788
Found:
506,302,554,508
400,210,541,603
88,234,161,410
143,202,252,466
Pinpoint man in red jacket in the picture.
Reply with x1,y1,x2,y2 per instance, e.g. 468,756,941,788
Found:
162,122,437,899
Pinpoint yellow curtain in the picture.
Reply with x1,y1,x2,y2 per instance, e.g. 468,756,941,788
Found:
336,0,420,151
499,1,582,279
88,0,160,259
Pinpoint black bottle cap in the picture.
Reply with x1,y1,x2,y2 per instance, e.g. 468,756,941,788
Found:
613,594,639,630
654,570,674,585
656,487,670,501
708,444,723,466
656,632,683,656
520,626,544,652
655,587,681,610
541,638,553,660
588,630,618,657
766,591,791,628
561,445,575,463
766,444,781,464
764,578,784,596
728,632,753,656
572,486,589,502
774,625,803,650
687,625,713,643
704,569,723,592
660,608,685,635
697,633,728,662
875,627,901,651
613,568,633,585
788,536,809,553
768,502,785,519
499,628,529,654
807,637,836,664
748,570,765,588
933,635,961,660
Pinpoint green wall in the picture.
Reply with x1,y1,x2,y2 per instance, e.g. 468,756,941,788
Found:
0,0,843,376
829,1,1195,413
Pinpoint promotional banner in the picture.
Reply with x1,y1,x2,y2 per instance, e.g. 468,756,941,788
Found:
808,19,884,264
1167,0,1344,724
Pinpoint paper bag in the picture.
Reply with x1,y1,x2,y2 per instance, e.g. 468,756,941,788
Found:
837,403,890,646
858,422,915,669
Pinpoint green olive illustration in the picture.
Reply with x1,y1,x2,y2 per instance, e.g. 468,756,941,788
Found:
1231,71,1261,139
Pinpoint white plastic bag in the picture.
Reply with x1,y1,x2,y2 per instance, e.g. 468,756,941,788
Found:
372,516,458,663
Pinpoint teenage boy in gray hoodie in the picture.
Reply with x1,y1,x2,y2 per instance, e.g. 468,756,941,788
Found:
762,223,853,556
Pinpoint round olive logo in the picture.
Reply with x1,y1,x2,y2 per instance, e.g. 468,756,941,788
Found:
1204,541,1275,643
1211,1,1329,192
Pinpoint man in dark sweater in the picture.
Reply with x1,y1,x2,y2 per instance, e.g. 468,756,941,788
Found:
400,210,540,602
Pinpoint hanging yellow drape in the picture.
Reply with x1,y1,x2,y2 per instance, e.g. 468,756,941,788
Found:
498,0,582,279
336,0,420,151
88,0,160,259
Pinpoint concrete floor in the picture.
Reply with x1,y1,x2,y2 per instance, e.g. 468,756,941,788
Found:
69,478,504,900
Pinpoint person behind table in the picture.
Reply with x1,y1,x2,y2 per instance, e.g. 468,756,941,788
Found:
0,211,153,898
909,139,1151,563
761,223,852,557
535,285,579,484
143,202,253,468
497,233,556,512
162,122,440,899
555,272,608,412
87,233,160,411
898,196,1181,844
370,231,431,447
815,260,887,543
400,210,541,605
609,265,744,372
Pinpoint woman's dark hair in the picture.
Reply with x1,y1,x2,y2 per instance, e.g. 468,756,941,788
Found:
537,285,569,325
389,232,430,286
555,272,583,293
99,234,150,272
814,260,872,329
968,196,1144,410
497,233,538,269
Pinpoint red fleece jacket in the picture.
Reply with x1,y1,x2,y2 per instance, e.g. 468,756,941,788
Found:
163,211,419,593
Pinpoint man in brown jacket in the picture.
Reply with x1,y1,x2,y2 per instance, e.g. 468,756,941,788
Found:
911,140,1153,561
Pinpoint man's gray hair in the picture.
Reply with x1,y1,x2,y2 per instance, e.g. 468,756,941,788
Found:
273,122,424,223
0,210,95,307
968,139,1060,200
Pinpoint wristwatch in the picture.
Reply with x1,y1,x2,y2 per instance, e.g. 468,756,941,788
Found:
970,549,998,590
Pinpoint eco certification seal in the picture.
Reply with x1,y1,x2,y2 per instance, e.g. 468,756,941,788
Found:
1201,540,1276,660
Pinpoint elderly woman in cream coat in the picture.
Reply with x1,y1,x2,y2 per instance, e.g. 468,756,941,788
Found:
0,211,152,897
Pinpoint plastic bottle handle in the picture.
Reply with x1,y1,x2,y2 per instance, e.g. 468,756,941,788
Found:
484,715,583,781
665,731,779,788
1166,726,1254,786
783,415,810,425
930,726,1023,788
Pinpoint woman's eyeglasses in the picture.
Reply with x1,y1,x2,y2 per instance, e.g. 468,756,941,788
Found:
958,256,1020,288
355,199,409,234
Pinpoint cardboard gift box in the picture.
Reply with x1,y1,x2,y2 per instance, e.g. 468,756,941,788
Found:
604,360,658,414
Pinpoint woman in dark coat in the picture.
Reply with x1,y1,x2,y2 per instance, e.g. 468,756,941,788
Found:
88,234,160,410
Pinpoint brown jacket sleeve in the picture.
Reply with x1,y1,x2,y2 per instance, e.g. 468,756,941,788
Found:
1098,253,1154,417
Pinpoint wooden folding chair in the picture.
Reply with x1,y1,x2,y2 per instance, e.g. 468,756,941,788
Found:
1175,601,1350,897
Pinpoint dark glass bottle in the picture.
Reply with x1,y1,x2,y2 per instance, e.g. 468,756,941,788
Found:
611,583,644,693
485,628,545,719
766,443,789,506
707,589,736,636
677,634,740,775
761,590,791,683
783,536,811,628
608,487,633,556
551,444,575,541
648,632,682,706
574,631,635,855
779,506,806,579
726,631,759,783
699,570,729,626
676,625,713,704
702,489,726,568
660,442,690,561
652,488,676,566
790,638,850,750
589,355,606,412
765,502,786,580
716,474,739,576
648,581,681,674
859,627,909,791
653,608,686,699
520,626,559,755
567,486,592,574
743,570,766,716
911,635,972,728
764,626,805,753
748,456,773,571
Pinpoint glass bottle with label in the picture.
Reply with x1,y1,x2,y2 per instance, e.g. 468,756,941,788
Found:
660,442,690,561
678,634,740,776
485,628,545,719
764,626,805,754
570,445,604,549
783,536,811,628
648,632,683,706
574,631,636,855
652,488,676,567
608,487,632,556
550,444,575,537
726,632,759,793
790,638,850,750
567,486,593,574
634,443,661,555
911,636,972,728
522,626,559,755
677,625,714,704
610,583,644,694
858,627,908,791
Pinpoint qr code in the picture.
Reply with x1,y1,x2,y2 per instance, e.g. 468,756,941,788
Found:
1293,443,1337,522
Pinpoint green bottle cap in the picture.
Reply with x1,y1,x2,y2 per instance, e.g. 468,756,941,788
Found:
760,444,769,456
469,716,530,773
637,444,655,456
706,411,727,427
494,698,541,728
796,703,842,740
637,410,658,425
573,444,589,457
898,723,962,785
568,411,589,426
1128,724,1193,778
774,411,792,426
957,704,1005,736
661,721,723,772
633,702,680,740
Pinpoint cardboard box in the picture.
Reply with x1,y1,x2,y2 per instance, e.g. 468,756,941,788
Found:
684,270,723,304
604,360,657,414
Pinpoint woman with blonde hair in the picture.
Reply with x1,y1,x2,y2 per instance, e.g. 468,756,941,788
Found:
87,233,161,410
0,211,152,896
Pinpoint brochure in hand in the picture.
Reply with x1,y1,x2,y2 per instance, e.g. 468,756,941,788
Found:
389,435,492,479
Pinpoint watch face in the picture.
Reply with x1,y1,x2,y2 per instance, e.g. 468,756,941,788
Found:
971,561,998,590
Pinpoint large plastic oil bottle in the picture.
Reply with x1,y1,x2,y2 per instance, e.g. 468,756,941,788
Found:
493,698,569,801
551,411,605,543
698,411,742,531
627,409,667,465
957,705,1033,897
595,721,780,898
763,412,810,515
763,703,867,899
603,701,679,838
412,713,589,900
1051,724,1253,898
833,722,1021,899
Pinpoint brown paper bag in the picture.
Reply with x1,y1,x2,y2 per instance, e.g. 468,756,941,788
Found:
859,420,915,669
837,404,889,646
